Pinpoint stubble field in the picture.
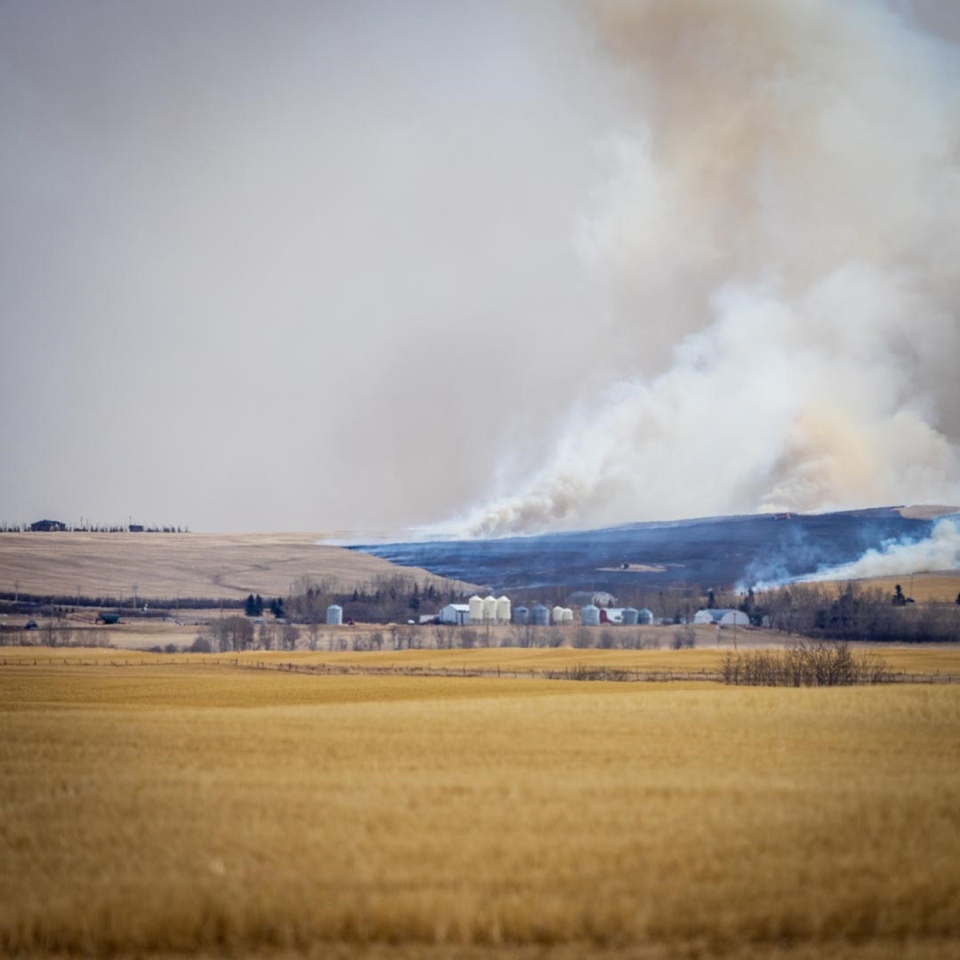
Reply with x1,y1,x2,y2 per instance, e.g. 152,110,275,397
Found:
2,648,959,960
0,531,473,601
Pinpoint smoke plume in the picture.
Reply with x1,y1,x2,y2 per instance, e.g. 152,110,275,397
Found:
454,0,960,537
800,517,960,582
3,2,959,535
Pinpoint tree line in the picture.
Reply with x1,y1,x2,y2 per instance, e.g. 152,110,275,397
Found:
744,582,960,643
0,523,188,533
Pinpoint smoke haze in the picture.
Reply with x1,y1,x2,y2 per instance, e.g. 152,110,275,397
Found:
2,1,959,535
456,0,960,536
800,517,960,582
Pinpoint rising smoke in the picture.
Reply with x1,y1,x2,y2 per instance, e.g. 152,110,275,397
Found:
452,0,960,537
2,2,959,536
799,516,960,583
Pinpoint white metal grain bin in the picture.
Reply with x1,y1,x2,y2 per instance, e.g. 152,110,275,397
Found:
483,595,498,623
326,604,343,626
581,604,600,626
496,596,511,624
551,605,565,625
468,595,484,624
562,607,573,624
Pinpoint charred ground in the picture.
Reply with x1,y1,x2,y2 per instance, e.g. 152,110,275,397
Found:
353,507,935,594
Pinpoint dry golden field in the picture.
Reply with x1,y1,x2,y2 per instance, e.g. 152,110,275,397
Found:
0,531,474,601
841,572,960,603
2,648,959,960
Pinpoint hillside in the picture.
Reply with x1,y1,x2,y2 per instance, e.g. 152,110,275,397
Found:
354,506,957,594
0,531,474,602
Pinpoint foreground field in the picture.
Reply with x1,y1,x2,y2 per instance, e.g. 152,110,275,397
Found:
2,652,959,959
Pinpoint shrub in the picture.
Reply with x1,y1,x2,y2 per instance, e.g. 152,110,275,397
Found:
720,641,890,686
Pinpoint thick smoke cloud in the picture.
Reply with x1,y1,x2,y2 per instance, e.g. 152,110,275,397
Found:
2,2,958,536
455,0,960,536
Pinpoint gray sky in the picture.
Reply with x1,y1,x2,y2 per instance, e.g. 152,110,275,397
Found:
3,1,959,536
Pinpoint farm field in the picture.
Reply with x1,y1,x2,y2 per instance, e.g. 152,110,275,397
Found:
844,572,960,603
0,531,474,602
2,649,959,959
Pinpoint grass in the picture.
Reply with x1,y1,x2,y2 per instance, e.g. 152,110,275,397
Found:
837,572,960,603
4,642,960,680
2,650,960,959
0,531,473,601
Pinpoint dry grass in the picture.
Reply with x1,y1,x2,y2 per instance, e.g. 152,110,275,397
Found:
0,531,474,601
2,652,959,959
897,504,959,520
4,640,960,680
833,572,960,604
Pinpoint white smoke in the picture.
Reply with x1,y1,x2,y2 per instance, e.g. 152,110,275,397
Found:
799,517,960,582
451,0,960,537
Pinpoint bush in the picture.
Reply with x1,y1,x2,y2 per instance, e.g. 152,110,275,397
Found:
672,626,697,649
573,627,595,649
720,642,890,686
188,635,213,653
599,629,619,649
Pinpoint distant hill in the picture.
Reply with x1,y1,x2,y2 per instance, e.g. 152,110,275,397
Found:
352,507,950,595
0,532,474,603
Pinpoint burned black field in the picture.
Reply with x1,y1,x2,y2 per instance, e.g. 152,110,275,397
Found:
354,508,931,593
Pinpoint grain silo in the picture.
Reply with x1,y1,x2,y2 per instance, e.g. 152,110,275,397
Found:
561,607,574,624
637,607,654,625
551,605,566,625
621,607,639,625
512,605,529,624
496,596,511,624
326,604,343,626
483,595,498,623
581,604,600,626
468,595,484,625
532,603,550,626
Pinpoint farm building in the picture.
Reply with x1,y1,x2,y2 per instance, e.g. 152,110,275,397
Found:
30,519,66,532
693,609,749,627
551,605,573,625
531,603,551,626
468,595,484,623
599,607,652,625
440,603,471,625
326,604,343,625
569,590,617,608
581,604,601,626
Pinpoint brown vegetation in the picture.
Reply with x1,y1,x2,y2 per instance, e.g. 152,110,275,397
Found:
720,642,891,686
1,653,959,959
0,531,474,603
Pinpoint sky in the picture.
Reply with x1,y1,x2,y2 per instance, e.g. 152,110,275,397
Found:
2,0,960,537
